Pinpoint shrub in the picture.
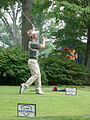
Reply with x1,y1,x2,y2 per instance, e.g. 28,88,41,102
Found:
0,47,90,86
39,51,90,86
0,46,29,85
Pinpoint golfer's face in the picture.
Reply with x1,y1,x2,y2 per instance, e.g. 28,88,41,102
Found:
33,33,39,39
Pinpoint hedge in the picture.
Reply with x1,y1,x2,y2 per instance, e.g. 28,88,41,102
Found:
0,46,29,85
39,51,90,86
0,47,90,86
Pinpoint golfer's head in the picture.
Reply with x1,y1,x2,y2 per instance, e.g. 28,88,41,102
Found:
27,29,39,39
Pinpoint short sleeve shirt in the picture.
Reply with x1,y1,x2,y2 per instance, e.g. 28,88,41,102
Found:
28,41,41,60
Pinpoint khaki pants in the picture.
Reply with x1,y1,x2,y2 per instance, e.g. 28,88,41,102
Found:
24,59,41,90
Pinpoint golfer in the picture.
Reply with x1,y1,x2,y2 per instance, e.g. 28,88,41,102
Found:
19,29,46,95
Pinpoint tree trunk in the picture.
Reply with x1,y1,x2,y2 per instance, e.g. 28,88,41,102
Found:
11,4,17,45
84,26,90,68
22,0,32,50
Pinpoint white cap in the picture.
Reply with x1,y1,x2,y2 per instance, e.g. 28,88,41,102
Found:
31,30,39,36
27,29,39,37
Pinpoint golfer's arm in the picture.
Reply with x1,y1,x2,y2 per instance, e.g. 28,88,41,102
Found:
40,36,46,49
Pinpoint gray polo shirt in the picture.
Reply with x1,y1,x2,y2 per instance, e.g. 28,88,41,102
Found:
28,41,41,60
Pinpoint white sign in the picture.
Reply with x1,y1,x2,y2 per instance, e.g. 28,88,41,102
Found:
17,103,36,117
65,87,77,95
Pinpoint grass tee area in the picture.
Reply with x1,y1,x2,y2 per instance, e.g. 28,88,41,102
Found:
0,86,90,120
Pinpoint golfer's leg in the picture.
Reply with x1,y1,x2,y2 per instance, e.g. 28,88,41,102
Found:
25,75,37,88
24,59,38,88
35,62,44,94
35,64,41,90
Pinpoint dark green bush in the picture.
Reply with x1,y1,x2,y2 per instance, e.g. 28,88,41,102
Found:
0,47,90,86
39,51,90,86
0,46,29,85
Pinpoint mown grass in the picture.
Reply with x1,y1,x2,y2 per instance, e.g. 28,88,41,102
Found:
0,85,90,120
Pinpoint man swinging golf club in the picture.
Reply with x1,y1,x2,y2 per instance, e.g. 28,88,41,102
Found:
19,29,46,95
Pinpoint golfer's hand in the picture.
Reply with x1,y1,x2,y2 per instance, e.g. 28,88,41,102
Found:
42,36,46,41
40,36,46,49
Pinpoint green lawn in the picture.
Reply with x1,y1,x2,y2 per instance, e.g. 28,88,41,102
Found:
0,85,90,120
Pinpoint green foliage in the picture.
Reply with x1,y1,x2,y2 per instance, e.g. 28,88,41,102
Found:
31,0,52,34
0,46,90,86
0,46,29,85
31,0,89,57
39,50,90,85
46,0,89,56
0,0,17,9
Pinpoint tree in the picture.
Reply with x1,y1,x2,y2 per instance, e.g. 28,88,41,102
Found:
21,0,33,50
0,22,11,45
0,0,33,49
47,0,90,67
0,22,21,46
0,2,21,45
8,3,21,45
31,0,52,33
21,0,52,50
0,0,51,50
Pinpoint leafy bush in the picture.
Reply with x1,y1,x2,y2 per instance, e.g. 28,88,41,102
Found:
0,46,29,85
0,47,90,86
39,50,90,86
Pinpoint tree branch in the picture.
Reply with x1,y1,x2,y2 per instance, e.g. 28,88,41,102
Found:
1,15,15,40
7,10,13,21
15,2,21,21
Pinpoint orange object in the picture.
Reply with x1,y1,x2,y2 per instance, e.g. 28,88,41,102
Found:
52,86,57,91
